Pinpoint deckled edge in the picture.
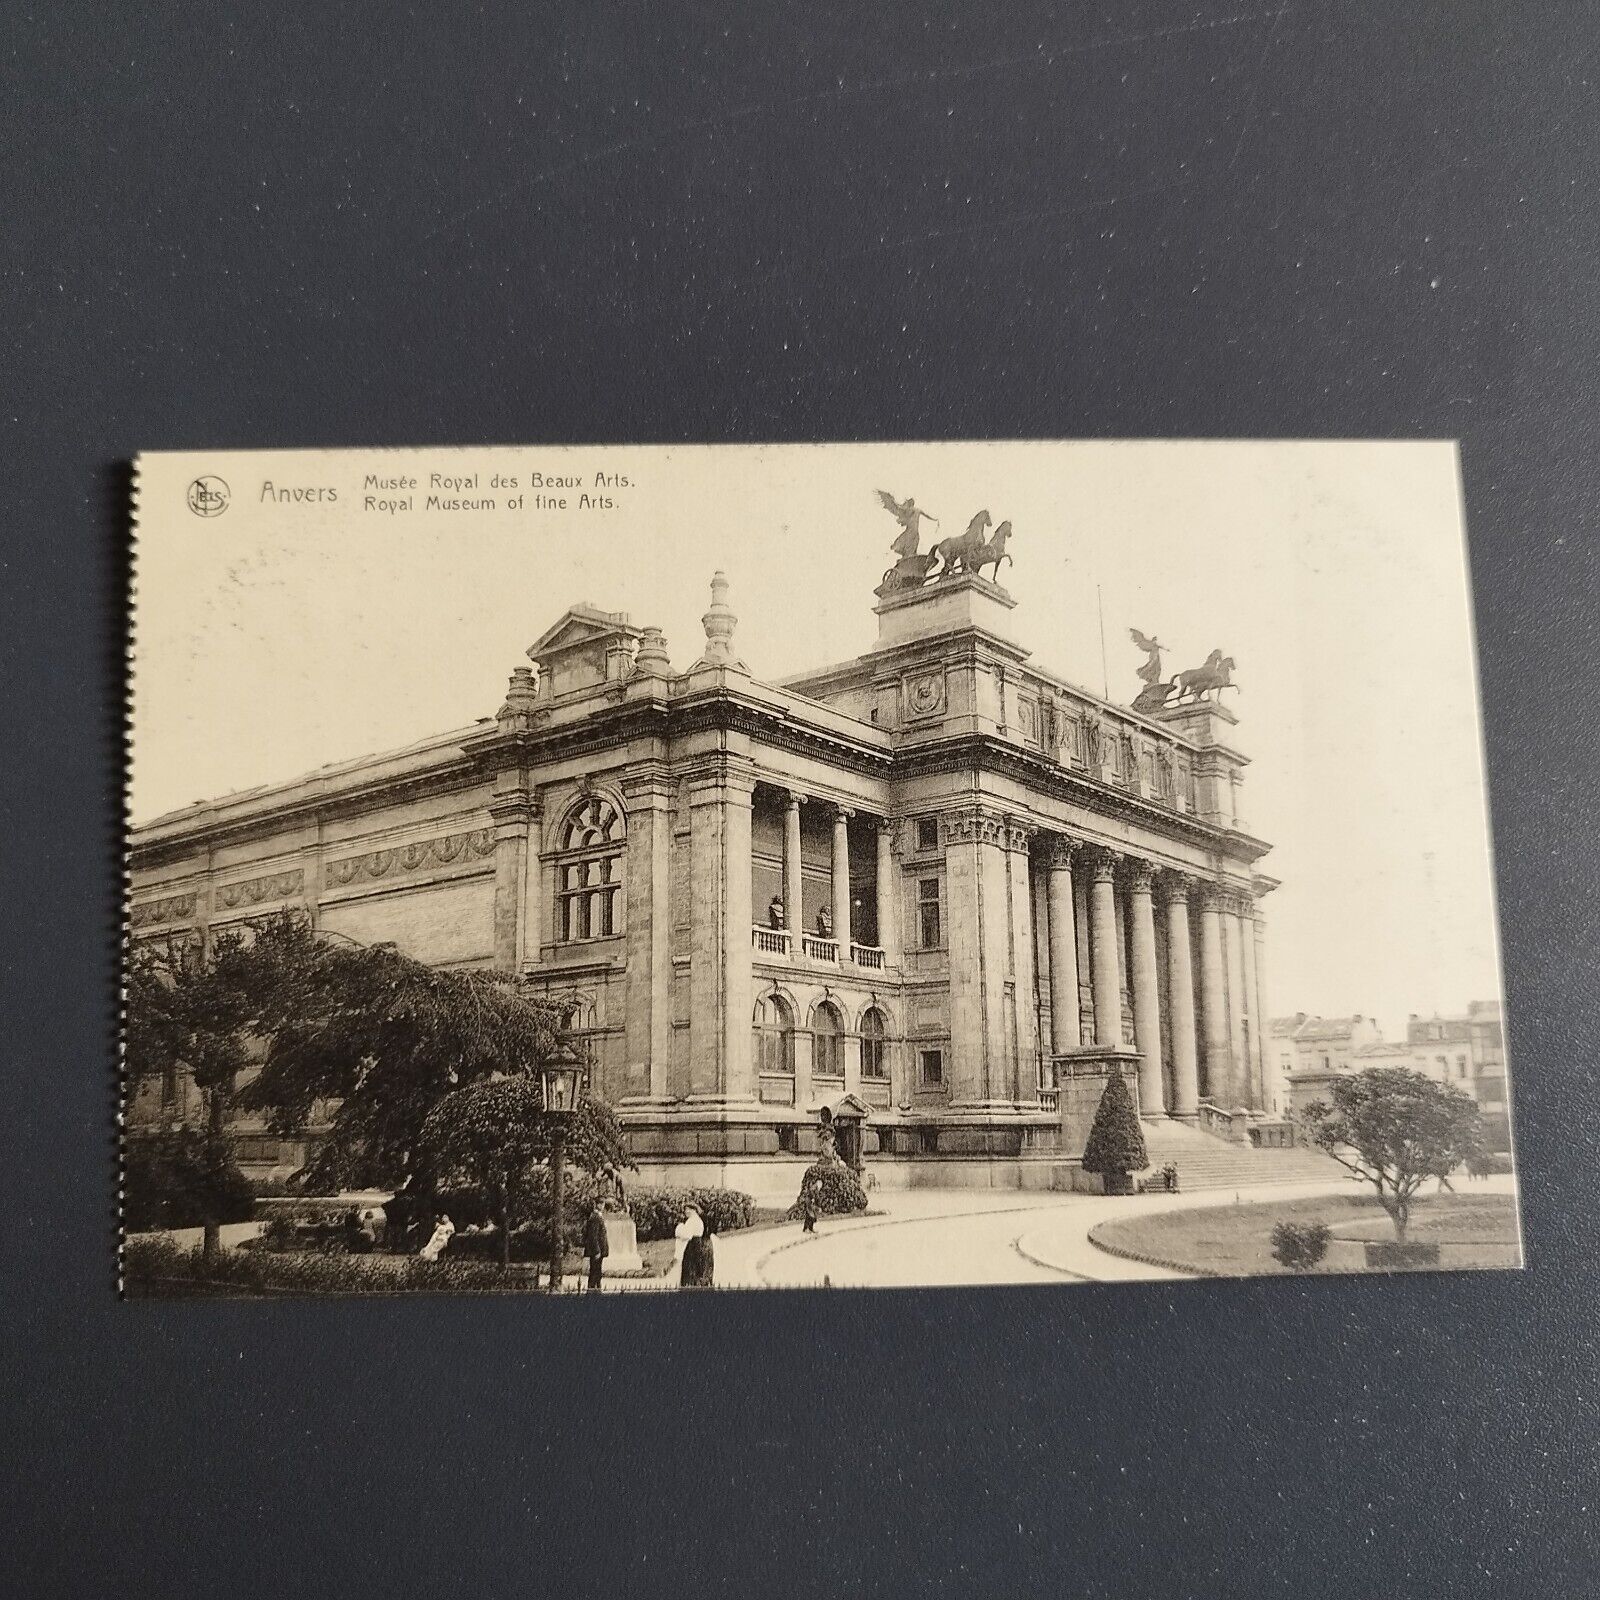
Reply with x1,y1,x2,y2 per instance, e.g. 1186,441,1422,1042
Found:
116,457,139,1299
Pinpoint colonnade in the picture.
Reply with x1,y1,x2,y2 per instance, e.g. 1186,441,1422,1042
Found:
770,788,898,966
1036,839,1269,1119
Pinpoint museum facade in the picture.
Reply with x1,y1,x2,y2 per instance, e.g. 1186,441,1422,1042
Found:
129,564,1278,1190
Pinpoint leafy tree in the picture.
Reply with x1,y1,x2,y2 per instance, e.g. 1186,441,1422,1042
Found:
126,913,619,1229
123,1127,257,1233
226,913,576,1197
124,932,257,1257
1298,1067,1483,1241
1081,1069,1148,1184
419,1077,629,1267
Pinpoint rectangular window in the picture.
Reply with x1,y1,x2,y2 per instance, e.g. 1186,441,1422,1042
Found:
919,1048,944,1087
918,877,942,948
916,817,939,853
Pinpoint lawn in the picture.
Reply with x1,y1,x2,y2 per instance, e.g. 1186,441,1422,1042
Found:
1090,1191,1522,1277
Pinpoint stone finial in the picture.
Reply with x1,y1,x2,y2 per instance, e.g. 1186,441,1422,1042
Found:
633,625,672,677
497,664,540,730
693,570,747,671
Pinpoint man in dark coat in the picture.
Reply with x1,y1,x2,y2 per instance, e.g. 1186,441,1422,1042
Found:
582,1203,609,1292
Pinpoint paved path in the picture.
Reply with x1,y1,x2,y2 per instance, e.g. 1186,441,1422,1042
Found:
706,1178,1370,1290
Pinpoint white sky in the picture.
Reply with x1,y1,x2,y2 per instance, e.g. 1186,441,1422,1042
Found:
132,440,1503,1039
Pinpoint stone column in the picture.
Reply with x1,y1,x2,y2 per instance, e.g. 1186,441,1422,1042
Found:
1198,885,1232,1106
831,805,852,954
1248,915,1273,1113
1164,875,1200,1118
783,792,803,937
687,758,756,1102
1088,851,1123,1048
1240,896,1264,1113
1005,821,1039,1103
488,790,533,973
1127,859,1166,1119
623,769,674,1102
1225,894,1251,1109
1044,837,1081,1054
874,818,899,964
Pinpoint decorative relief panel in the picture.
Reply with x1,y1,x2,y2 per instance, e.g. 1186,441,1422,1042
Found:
902,669,946,721
215,868,303,910
324,828,494,889
1018,696,1040,747
129,891,198,928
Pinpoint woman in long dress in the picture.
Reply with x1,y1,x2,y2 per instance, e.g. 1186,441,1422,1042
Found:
681,1216,715,1288
672,1205,704,1283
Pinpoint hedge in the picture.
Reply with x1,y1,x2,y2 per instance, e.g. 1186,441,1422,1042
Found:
784,1160,867,1220
122,1236,537,1296
627,1186,756,1242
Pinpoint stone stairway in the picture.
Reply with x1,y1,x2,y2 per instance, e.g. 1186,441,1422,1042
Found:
1137,1120,1347,1192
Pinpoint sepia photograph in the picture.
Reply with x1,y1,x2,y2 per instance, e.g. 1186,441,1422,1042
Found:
124,440,1518,1296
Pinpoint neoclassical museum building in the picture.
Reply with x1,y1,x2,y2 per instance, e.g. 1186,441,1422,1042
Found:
129,550,1279,1190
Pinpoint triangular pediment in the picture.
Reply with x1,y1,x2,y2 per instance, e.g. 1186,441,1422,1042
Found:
527,605,641,660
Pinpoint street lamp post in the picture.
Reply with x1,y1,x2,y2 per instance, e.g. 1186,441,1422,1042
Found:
540,1062,583,1294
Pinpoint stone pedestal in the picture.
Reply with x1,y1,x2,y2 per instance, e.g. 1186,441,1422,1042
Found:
1055,1046,1144,1157
599,1211,643,1275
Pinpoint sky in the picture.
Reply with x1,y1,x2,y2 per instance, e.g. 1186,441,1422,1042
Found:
132,440,1504,1039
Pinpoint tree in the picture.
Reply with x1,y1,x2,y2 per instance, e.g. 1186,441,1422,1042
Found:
417,1077,627,1268
124,932,256,1258
1080,1069,1148,1191
225,913,577,1197
1298,1067,1484,1241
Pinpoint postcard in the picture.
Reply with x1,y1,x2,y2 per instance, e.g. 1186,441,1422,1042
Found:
123,441,1519,1295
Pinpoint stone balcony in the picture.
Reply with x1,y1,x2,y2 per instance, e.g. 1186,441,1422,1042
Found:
751,926,888,970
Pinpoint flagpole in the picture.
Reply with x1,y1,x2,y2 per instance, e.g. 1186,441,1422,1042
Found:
1097,584,1109,700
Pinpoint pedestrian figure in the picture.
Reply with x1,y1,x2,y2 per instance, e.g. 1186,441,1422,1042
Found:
816,904,833,939
583,1202,609,1292
681,1215,716,1288
672,1204,704,1282
418,1212,455,1262
768,894,786,930
800,1181,821,1234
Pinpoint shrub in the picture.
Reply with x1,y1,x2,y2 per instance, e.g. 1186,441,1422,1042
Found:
1271,1221,1332,1272
123,1129,258,1232
627,1186,757,1241
1081,1071,1149,1177
784,1159,867,1221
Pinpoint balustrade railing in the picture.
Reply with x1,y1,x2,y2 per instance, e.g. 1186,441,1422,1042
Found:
800,934,839,961
1038,1089,1060,1113
851,943,885,969
751,925,791,957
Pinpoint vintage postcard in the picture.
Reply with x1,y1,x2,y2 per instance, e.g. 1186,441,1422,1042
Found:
123,441,1519,1296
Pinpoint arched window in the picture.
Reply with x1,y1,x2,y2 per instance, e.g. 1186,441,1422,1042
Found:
753,994,795,1077
860,1007,889,1080
812,1000,845,1079
557,796,624,942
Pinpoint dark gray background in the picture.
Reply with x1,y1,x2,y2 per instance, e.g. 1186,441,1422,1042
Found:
4,2,1597,1595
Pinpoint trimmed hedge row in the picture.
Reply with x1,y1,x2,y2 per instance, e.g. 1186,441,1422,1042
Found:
122,1236,538,1296
627,1186,756,1241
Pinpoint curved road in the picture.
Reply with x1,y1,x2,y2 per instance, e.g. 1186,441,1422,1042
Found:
712,1179,1364,1290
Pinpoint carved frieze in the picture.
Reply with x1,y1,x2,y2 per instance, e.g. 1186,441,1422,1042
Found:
129,891,198,928
324,827,495,889
214,868,303,910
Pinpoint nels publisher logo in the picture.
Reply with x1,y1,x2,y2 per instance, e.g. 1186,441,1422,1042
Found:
186,475,230,517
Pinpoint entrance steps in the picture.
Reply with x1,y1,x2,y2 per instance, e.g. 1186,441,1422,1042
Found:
1137,1120,1346,1192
